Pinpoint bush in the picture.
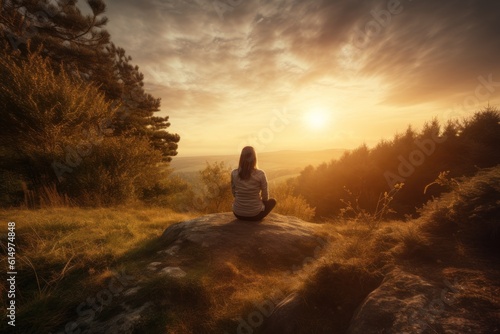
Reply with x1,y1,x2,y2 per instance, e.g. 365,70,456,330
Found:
0,169,24,206
0,51,166,206
140,173,191,209
421,166,500,253
60,136,164,206
448,167,500,252
272,181,316,221
198,161,233,213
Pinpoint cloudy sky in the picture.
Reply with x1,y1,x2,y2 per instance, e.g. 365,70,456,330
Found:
99,0,500,157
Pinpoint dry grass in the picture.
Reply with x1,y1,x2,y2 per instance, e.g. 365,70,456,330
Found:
0,206,440,332
420,166,500,253
1,167,497,334
0,207,194,333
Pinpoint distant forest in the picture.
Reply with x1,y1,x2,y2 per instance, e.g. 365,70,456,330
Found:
293,109,500,219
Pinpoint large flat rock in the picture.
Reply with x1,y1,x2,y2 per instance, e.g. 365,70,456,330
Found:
160,212,326,271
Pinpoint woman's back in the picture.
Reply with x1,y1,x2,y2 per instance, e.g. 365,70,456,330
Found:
231,168,268,217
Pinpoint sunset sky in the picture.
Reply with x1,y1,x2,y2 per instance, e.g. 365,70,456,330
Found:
100,0,500,157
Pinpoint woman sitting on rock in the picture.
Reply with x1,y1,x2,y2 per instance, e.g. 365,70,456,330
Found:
231,146,277,221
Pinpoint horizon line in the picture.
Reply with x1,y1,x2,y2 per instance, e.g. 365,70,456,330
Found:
172,147,348,159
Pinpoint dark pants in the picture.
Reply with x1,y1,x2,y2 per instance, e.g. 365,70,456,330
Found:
234,199,277,221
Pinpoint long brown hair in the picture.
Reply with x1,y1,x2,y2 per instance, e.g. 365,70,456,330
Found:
238,146,257,180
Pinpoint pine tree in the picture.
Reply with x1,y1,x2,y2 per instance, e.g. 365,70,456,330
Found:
0,0,179,161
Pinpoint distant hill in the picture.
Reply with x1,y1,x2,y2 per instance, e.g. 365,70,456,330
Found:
170,149,346,183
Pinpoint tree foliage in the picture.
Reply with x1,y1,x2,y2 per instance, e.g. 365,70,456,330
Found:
0,51,164,206
0,0,181,206
198,161,233,213
272,180,315,221
295,109,500,219
0,0,179,160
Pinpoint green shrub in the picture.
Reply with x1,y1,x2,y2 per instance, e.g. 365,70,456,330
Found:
60,136,164,206
139,173,191,209
0,51,167,206
198,161,233,213
272,181,316,221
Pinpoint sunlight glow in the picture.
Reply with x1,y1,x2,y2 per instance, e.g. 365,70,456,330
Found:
304,107,331,130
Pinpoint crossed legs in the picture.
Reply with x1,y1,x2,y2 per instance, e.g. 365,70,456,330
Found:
234,199,277,221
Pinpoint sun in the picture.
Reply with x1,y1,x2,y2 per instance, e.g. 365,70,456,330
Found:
304,107,331,130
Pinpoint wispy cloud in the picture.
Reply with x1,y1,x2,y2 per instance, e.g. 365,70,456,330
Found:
103,0,500,155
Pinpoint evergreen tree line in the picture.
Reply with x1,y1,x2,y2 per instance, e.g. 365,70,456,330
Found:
0,0,180,206
294,109,500,219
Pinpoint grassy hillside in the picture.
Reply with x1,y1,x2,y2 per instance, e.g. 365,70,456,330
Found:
0,207,195,333
0,166,498,333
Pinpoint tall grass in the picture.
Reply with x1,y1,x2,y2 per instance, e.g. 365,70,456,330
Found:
420,166,500,253
0,207,194,333
340,183,403,231
1,165,497,332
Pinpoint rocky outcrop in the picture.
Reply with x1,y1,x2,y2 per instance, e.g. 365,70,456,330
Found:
347,266,499,334
62,212,500,333
347,267,441,333
160,212,326,272
76,212,326,333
